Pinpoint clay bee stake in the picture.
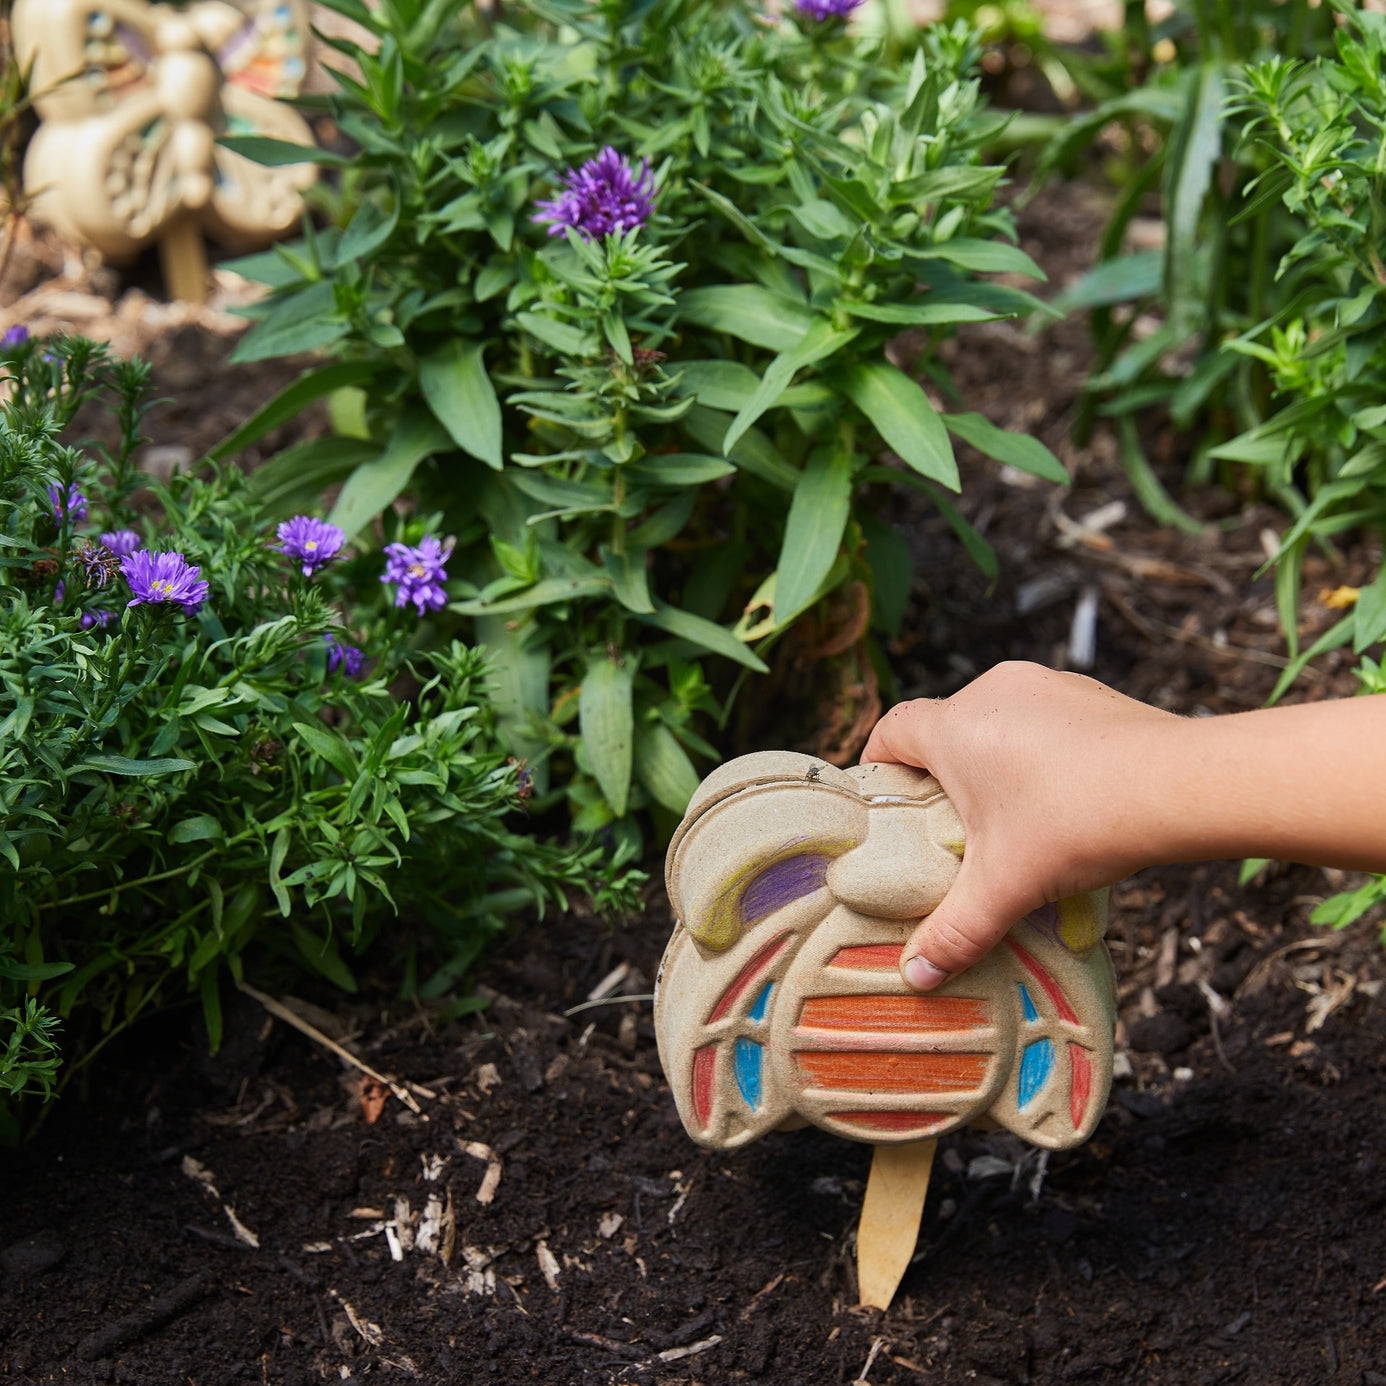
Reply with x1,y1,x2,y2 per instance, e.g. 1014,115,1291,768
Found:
655,752,1117,1310
857,1139,936,1310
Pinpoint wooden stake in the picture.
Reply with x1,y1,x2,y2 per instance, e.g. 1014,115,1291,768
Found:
158,214,209,303
857,1139,936,1310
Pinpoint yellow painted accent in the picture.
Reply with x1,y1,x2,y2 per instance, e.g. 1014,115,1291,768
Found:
688,836,854,951
1057,894,1103,953
942,839,966,858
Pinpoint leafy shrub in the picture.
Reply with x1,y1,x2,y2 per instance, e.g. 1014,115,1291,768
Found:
0,333,640,1128
221,0,1066,836
1037,0,1340,524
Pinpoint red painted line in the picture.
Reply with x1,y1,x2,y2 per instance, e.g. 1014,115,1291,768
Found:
834,1111,951,1134
1005,939,1079,1024
1069,1043,1092,1130
708,931,790,1022
828,944,904,970
692,1045,717,1129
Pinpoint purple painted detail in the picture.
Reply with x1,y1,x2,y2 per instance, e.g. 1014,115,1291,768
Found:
1022,902,1062,948
740,854,832,926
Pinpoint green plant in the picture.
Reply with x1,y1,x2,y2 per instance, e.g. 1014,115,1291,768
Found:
218,0,1066,838
0,333,640,1131
1037,0,1340,527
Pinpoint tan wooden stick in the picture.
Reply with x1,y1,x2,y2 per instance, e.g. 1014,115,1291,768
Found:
158,214,209,304
857,1139,936,1309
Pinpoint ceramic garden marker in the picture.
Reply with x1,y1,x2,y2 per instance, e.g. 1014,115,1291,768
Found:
654,752,1116,1310
13,0,316,302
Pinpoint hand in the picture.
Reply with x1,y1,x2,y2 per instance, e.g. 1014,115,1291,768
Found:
861,662,1180,990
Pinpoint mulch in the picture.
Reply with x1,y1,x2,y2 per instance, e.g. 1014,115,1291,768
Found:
3,182,1386,1386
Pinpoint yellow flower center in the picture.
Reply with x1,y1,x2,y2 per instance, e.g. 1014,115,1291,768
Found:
305,540,318,551
409,563,426,578
152,580,173,596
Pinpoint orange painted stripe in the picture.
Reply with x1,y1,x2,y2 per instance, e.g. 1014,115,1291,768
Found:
798,994,990,1032
835,1111,952,1134
829,944,904,970
1069,1043,1092,1130
797,1050,988,1092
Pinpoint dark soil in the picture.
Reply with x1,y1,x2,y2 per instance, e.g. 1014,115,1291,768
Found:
5,183,1386,1386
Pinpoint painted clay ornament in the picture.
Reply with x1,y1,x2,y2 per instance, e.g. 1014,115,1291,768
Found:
13,0,316,301
654,752,1116,1307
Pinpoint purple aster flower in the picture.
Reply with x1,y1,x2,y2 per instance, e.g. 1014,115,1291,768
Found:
276,515,346,577
380,535,454,615
80,610,114,631
121,548,210,613
49,482,87,527
534,147,656,241
1,325,29,348
324,633,367,678
100,529,142,557
795,0,863,17
53,580,65,604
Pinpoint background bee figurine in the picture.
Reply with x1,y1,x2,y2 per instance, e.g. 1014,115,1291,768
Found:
13,0,316,300
655,751,1117,1307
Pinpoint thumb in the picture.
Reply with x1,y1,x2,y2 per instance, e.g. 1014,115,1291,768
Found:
899,854,1031,991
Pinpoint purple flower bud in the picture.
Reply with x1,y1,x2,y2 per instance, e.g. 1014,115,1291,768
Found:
1,325,29,348
80,610,114,630
121,548,210,613
324,633,367,679
49,483,87,527
276,515,347,577
380,535,453,615
534,147,656,241
795,0,863,17
100,530,142,558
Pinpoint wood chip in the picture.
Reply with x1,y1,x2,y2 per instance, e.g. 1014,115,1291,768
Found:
475,1062,501,1094
536,1239,561,1291
461,1140,503,1204
657,1335,722,1363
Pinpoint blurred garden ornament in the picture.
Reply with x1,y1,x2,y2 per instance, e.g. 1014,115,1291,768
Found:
655,752,1116,1309
13,0,315,302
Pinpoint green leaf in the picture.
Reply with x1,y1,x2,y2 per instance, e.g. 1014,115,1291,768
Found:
217,135,340,166
634,721,700,814
723,319,859,455
625,453,735,486
0,957,74,981
859,511,913,639
1115,415,1202,536
639,599,768,672
168,815,224,844
208,362,378,462
78,755,197,777
516,311,595,357
269,828,291,917
1355,565,1386,653
839,300,1001,327
293,719,358,780
842,362,957,490
911,238,1045,279
1164,64,1225,337
579,656,635,816
944,412,1068,484
337,195,399,265
420,340,503,469
600,544,654,614
246,436,380,517
291,922,358,993
774,448,854,625
230,282,349,364
452,575,613,615
678,360,763,411
678,285,812,351
328,413,450,538
200,967,223,1055
1050,252,1163,313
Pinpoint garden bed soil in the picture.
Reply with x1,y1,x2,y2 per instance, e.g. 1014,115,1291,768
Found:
5,182,1386,1386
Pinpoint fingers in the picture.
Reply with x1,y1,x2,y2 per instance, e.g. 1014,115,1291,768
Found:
860,697,941,767
899,861,1029,990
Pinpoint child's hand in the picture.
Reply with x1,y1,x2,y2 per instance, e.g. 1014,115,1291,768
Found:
861,662,1180,990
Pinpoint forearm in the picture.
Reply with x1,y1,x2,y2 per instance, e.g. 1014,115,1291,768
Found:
1136,697,1386,873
